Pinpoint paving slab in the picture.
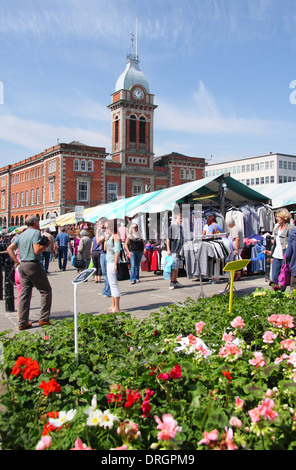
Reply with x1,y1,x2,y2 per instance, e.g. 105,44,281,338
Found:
0,257,269,336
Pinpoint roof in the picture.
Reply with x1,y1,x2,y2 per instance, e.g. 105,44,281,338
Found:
115,54,150,93
82,174,269,223
124,174,269,215
206,152,296,167
256,182,296,208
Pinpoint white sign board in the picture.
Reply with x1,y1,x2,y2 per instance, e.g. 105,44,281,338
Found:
75,205,84,220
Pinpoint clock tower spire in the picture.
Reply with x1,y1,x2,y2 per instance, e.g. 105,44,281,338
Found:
108,39,157,173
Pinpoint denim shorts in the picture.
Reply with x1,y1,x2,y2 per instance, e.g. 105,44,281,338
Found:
171,252,182,269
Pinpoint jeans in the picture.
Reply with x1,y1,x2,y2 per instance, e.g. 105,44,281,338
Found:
100,253,111,296
41,251,51,272
130,251,142,283
271,257,283,284
58,246,68,270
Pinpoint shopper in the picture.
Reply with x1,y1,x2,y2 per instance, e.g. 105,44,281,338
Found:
7,215,53,330
125,222,145,284
206,214,223,235
76,229,91,272
227,218,244,280
97,219,111,297
91,232,103,283
270,209,292,285
41,228,55,273
166,209,184,290
9,232,28,321
285,225,296,290
105,220,121,313
55,226,71,271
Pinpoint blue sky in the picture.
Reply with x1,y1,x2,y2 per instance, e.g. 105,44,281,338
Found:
1,0,296,168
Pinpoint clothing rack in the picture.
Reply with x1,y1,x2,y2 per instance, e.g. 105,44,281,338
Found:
182,233,229,299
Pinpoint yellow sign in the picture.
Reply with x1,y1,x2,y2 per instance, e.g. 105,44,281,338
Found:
223,259,250,313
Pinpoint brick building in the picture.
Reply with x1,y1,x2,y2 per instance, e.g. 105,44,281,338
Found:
0,51,205,228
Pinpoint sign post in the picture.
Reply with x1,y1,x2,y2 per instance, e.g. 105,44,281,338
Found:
222,259,250,313
72,268,96,365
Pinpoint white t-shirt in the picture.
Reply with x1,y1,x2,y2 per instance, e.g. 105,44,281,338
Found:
273,228,284,259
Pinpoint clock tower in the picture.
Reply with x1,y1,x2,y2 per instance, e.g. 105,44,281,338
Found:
108,51,157,171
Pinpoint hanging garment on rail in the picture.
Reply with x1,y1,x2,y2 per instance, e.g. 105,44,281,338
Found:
180,237,233,279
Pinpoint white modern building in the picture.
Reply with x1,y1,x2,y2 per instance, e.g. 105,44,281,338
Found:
205,153,296,187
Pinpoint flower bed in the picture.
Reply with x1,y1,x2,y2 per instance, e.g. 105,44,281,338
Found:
1,288,296,450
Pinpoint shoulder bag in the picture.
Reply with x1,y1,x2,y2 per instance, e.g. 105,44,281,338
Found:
278,253,291,287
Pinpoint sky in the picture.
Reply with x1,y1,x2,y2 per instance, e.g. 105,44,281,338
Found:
1,0,296,168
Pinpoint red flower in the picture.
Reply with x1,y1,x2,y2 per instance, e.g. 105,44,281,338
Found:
42,411,59,435
39,378,61,396
124,389,142,407
142,388,154,417
222,370,233,380
11,356,41,381
158,373,170,380
170,364,182,379
149,366,157,376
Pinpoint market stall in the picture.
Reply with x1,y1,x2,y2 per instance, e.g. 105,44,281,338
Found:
257,181,296,210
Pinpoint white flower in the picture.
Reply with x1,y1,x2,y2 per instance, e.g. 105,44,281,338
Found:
86,409,119,429
48,409,77,428
84,394,97,415
174,335,212,356
86,409,102,426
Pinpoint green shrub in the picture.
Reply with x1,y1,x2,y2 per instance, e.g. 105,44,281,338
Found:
1,288,296,450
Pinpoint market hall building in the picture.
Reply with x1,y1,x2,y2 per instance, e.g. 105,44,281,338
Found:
0,51,205,228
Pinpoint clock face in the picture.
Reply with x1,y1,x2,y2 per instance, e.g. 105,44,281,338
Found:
133,87,144,100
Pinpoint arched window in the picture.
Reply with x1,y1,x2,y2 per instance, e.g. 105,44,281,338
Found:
114,116,119,147
81,160,86,171
87,160,93,172
129,115,136,145
139,116,146,144
74,159,79,171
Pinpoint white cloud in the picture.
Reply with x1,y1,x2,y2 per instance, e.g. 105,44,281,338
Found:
0,114,110,154
155,80,295,138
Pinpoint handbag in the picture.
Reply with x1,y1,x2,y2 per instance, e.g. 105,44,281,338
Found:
278,253,291,287
117,261,130,281
74,258,85,269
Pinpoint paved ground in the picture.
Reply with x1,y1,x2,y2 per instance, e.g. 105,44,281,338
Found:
0,256,270,336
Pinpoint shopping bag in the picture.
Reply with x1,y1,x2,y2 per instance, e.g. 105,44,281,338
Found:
163,255,173,280
71,255,76,266
88,260,94,269
278,254,291,287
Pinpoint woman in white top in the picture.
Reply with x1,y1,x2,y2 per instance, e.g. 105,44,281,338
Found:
270,209,292,285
